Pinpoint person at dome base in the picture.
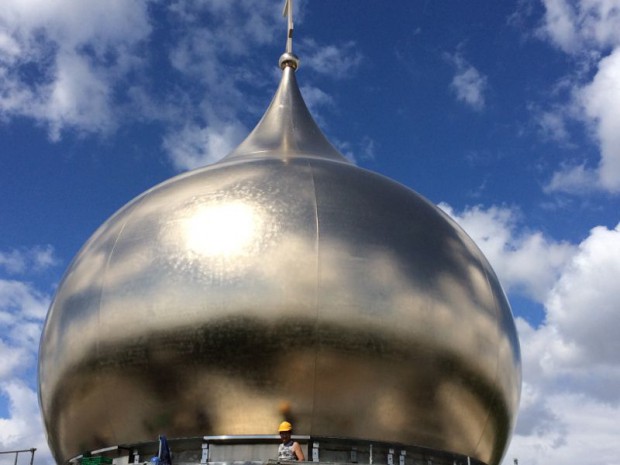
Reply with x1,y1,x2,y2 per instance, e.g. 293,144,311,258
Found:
277,421,305,461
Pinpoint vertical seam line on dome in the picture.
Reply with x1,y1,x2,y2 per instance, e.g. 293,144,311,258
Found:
308,159,320,436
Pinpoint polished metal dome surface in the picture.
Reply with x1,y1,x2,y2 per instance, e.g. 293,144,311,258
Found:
39,44,520,465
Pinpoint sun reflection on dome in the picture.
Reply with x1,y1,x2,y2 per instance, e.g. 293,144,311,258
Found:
184,202,260,258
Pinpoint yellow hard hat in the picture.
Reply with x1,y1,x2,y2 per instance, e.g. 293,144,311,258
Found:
278,421,293,432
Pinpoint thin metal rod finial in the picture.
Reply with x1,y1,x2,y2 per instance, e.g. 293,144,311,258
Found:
282,0,294,54
279,0,299,70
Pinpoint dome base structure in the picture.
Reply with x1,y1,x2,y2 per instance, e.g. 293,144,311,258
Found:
69,435,488,465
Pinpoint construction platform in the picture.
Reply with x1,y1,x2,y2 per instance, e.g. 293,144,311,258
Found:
69,436,485,465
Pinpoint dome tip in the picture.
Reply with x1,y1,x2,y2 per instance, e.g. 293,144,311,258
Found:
279,52,299,70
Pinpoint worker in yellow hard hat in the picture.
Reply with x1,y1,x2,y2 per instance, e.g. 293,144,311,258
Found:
277,421,305,461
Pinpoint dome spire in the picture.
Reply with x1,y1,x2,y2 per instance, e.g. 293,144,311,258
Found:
278,0,299,70
223,0,349,163
283,0,294,55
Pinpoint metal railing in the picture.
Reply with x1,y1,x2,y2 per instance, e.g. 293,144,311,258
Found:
0,448,36,465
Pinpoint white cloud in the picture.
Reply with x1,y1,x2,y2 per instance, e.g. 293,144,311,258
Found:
330,136,376,164
579,46,620,192
439,203,576,301
359,136,376,161
539,0,580,53
0,340,27,382
0,0,280,166
0,246,59,275
160,1,284,169
0,381,51,463
545,223,620,369
534,108,572,144
332,139,357,164
447,51,487,110
0,280,49,379
0,251,51,378
159,2,365,170
166,0,279,83
0,247,53,462
544,163,599,193
497,223,620,465
0,0,359,171
505,390,620,465
300,85,334,112
436,205,620,464
535,1,620,194
168,0,279,53
29,245,59,271
0,32,21,62
544,47,620,193
44,51,114,141
511,375,567,442
300,84,334,126
162,122,247,171
0,251,26,275
0,0,151,139
539,0,620,53
299,39,363,79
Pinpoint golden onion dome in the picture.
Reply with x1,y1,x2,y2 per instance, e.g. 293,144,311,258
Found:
38,11,520,465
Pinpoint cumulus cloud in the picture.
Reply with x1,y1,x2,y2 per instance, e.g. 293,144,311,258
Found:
545,47,620,193
0,0,361,171
439,205,620,465
505,388,620,465
299,84,334,126
168,0,279,53
464,219,620,465
579,47,620,192
329,136,376,165
331,139,357,164
533,107,572,144
538,0,581,53
162,122,246,171
535,0,620,193
538,0,620,54
0,0,278,163
445,205,620,464
0,381,50,464
446,51,488,110
439,203,576,301
159,2,364,170
545,224,620,370
0,280,49,323
0,0,151,140
544,163,599,194
299,38,363,78
0,246,53,461
0,246,59,275
0,339,27,382
157,1,283,170
359,136,376,161
300,85,334,113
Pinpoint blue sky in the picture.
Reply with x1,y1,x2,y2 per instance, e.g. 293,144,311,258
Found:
1,1,620,464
